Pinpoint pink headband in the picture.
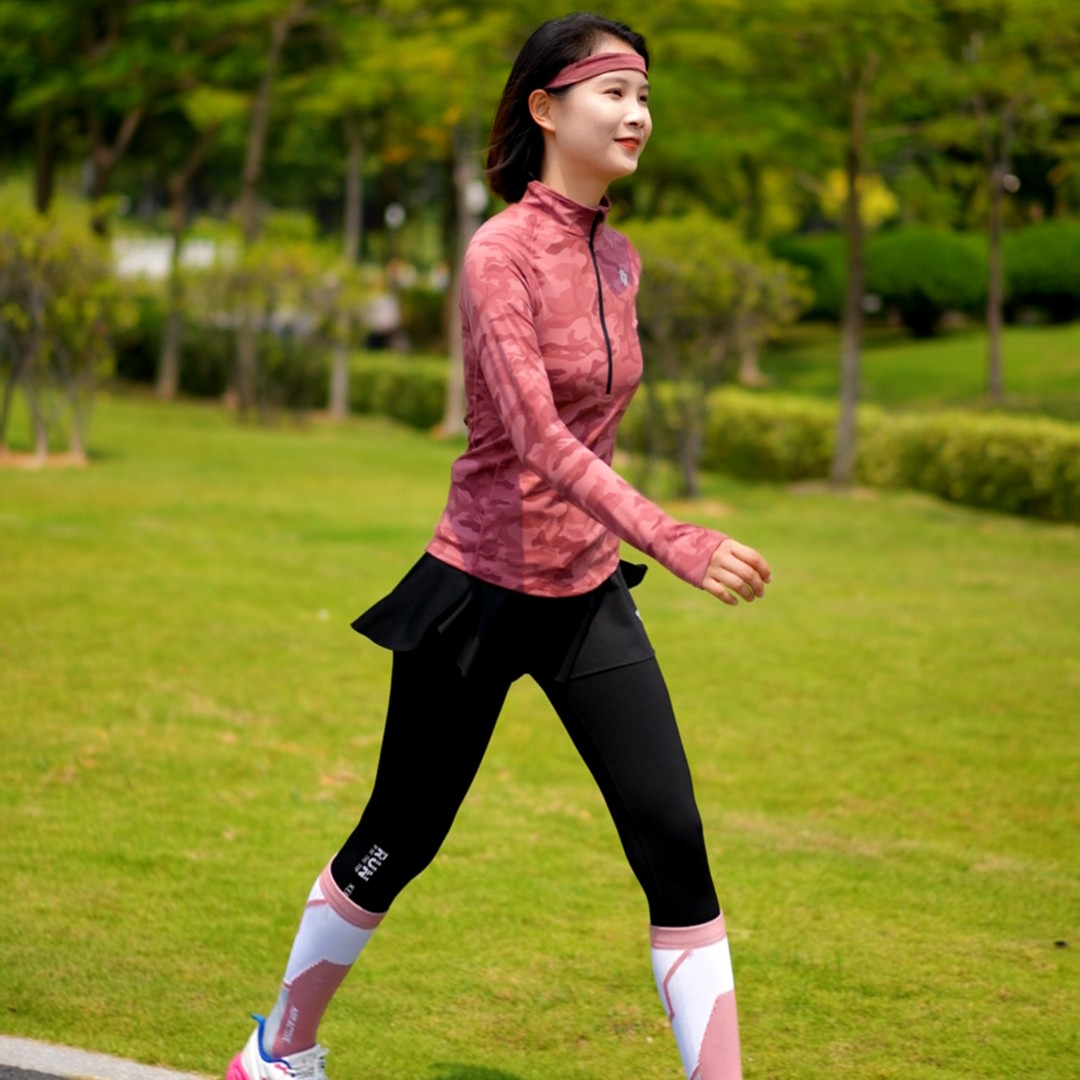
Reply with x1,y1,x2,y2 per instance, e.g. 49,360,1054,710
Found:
545,51,648,90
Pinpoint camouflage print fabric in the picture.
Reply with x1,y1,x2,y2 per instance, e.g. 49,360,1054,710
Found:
426,180,726,597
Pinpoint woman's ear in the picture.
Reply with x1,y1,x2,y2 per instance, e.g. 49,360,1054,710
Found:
528,89,556,132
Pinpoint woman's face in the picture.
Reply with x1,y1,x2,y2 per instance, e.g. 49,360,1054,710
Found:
542,38,652,197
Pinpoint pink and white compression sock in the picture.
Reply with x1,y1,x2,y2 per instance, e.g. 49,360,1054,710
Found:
651,913,742,1080
262,865,384,1058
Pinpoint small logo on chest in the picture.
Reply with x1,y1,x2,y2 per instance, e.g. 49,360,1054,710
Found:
619,268,629,287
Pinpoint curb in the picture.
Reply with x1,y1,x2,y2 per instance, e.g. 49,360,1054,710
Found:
0,1038,210,1080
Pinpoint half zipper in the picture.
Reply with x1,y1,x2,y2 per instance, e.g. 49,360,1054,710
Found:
588,211,614,395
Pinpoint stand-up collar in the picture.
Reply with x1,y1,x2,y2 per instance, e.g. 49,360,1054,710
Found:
523,180,611,236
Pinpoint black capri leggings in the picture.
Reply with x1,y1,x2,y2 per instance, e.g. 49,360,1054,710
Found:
330,599,720,928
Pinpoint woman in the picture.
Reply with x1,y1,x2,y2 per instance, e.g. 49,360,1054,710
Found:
228,13,770,1080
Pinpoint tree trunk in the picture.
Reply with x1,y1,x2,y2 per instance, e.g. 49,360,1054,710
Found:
328,110,366,421
238,9,297,246
158,126,219,399
740,153,764,241
24,365,48,463
342,110,364,264
66,369,90,465
439,124,484,438
234,5,301,415
0,352,26,452
158,171,189,401
737,340,765,387
976,98,1013,406
736,314,768,387
675,386,703,498
830,67,872,489
986,161,1005,404
236,315,259,416
34,107,57,215
87,105,146,237
33,404,49,462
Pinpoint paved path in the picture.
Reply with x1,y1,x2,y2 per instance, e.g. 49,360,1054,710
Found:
0,1038,209,1080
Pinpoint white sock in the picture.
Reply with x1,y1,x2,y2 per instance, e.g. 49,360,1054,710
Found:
651,913,742,1079
262,865,384,1058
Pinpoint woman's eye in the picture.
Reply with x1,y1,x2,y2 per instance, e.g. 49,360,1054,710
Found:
607,88,623,98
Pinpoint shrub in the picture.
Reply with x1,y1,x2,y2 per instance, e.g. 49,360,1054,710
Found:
701,388,843,481
333,354,1080,524
622,384,859,483
623,379,1078,522
186,237,374,416
866,227,986,337
625,214,810,493
349,353,447,429
862,410,1079,522
0,207,134,459
114,285,233,397
398,286,448,352
767,233,847,321
1004,221,1080,323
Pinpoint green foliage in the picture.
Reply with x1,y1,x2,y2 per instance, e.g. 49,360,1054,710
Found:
184,231,377,413
625,213,811,493
0,201,134,456
349,351,447,429
701,387,850,482
768,233,847,320
866,226,987,336
622,383,861,483
622,379,1079,521
114,283,234,397
862,409,1080,522
398,285,448,352
1004,220,1080,323
629,214,811,372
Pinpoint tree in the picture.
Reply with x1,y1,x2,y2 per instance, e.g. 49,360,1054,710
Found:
720,0,943,486
931,0,1080,403
288,2,402,417
0,1,97,214
132,2,246,398
0,205,132,461
627,214,809,496
383,1,520,436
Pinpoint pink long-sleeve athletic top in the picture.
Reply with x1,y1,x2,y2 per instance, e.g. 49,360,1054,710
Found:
426,180,726,597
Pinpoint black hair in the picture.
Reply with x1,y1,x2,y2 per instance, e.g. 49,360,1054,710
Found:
486,12,649,203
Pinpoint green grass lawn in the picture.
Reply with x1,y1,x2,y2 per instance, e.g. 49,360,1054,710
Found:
762,321,1080,421
1,393,1077,1079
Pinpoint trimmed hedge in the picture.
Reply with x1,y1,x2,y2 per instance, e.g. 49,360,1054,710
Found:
866,227,986,336
771,221,1080,332
861,410,1079,523
340,358,1079,523
348,352,447,429
622,384,1078,523
1004,221,1080,323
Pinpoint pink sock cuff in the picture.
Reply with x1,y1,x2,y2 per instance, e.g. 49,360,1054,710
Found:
318,864,386,931
650,911,727,950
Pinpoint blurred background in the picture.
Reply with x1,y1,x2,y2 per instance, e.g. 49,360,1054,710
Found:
1,0,1078,510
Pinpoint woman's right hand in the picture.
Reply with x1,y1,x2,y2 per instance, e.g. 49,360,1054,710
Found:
701,538,772,606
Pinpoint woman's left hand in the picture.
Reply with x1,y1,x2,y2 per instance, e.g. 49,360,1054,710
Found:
701,538,772,606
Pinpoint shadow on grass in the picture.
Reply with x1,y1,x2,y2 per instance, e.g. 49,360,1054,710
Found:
429,1066,526,1080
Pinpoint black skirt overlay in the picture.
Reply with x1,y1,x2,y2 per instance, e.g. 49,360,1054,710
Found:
351,553,654,683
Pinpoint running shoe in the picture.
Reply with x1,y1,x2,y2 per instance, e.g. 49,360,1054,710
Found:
226,1015,329,1080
